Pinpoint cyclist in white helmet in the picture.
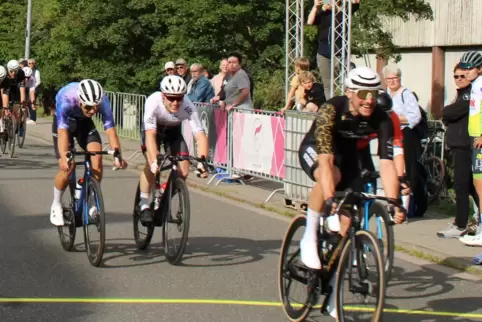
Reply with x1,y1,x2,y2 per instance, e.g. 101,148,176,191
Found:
297,66,405,271
0,60,26,133
49,79,128,226
137,75,209,224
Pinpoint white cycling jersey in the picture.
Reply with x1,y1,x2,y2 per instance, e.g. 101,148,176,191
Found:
143,92,204,134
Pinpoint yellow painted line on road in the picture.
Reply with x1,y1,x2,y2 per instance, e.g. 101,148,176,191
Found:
1,298,482,318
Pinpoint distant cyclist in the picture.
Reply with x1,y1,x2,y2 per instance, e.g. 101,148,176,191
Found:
23,66,37,124
137,75,208,224
50,79,127,226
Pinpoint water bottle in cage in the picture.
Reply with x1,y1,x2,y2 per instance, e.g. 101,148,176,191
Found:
153,182,167,210
74,178,84,201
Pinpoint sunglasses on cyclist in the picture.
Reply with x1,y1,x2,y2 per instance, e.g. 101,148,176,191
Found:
164,95,184,102
83,105,98,112
352,89,378,100
459,62,479,70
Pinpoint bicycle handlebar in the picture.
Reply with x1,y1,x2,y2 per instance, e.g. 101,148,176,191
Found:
66,148,123,171
156,153,208,177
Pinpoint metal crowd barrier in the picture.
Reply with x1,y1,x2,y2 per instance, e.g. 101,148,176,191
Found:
90,91,448,205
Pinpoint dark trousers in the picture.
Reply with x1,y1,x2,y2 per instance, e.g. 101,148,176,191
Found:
29,103,37,122
452,148,479,228
403,128,422,189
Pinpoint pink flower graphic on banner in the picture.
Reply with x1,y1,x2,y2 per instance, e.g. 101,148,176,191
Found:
253,118,263,152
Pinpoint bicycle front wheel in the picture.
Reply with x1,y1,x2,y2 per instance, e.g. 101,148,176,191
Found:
133,181,154,250
7,116,16,158
162,177,190,265
82,177,106,267
17,106,27,148
335,230,385,322
0,117,5,154
58,181,77,251
365,201,395,282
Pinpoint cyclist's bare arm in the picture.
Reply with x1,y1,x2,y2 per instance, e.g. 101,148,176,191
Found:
194,131,208,159
20,87,26,103
315,103,337,200
105,127,120,151
29,88,36,107
145,129,158,165
57,128,70,160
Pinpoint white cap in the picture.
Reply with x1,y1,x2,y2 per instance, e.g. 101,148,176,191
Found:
164,61,175,70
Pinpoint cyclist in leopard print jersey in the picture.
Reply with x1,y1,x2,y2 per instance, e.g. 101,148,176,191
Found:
297,67,406,270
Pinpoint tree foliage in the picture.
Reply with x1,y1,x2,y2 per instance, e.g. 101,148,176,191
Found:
0,0,433,108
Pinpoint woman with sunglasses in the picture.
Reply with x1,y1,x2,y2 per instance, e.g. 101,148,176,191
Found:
438,63,479,239
137,75,208,224
297,66,405,271
49,79,127,226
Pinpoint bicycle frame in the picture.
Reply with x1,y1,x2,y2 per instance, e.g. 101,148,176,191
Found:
363,181,384,240
69,154,98,226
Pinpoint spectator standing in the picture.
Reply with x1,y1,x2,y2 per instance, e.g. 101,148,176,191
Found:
27,58,41,123
175,58,192,85
211,58,229,96
307,0,360,100
438,63,480,238
281,57,311,113
187,63,215,103
215,52,252,111
164,61,176,76
383,64,425,216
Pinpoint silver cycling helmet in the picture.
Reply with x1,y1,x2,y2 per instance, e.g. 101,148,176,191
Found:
460,51,482,69
78,79,104,106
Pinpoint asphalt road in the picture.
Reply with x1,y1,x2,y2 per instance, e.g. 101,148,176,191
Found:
1,136,482,322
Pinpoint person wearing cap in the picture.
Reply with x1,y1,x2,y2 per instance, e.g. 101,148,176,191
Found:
175,58,191,85
164,61,176,76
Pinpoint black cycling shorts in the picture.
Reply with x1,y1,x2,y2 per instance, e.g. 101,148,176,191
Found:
298,138,363,192
52,115,102,159
140,123,189,157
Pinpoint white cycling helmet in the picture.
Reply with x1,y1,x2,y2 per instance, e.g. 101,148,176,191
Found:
344,66,381,90
78,79,104,106
160,75,187,95
23,66,33,77
0,66,6,80
7,60,20,72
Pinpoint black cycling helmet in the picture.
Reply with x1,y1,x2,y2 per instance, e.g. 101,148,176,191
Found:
376,91,393,111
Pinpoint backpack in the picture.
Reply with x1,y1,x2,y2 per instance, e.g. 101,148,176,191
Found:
401,89,429,139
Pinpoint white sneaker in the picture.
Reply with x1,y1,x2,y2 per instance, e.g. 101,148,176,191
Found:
26,120,36,125
459,232,482,246
300,237,321,269
50,204,65,226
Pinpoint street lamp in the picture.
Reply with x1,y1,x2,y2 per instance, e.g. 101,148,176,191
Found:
25,0,32,59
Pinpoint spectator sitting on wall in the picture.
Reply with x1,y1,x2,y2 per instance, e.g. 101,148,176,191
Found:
175,58,192,85
281,57,311,113
438,63,480,238
297,71,326,113
187,63,215,103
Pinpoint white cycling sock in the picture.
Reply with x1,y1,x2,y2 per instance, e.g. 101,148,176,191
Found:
53,187,65,206
139,191,152,211
0,117,3,132
304,208,321,241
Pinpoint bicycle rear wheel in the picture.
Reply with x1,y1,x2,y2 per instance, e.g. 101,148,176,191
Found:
278,215,314,322
133,181,155,250
7,116,16,158
365,201,395,282
335,230,385,322
82,177,106,267
424,156,446,205
58,181,76,251
162,176,190,265
17,106,27,148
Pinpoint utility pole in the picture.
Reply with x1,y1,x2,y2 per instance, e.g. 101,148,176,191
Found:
25,0,32,59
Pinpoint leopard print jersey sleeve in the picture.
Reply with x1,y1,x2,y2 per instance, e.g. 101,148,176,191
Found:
314,103,336,154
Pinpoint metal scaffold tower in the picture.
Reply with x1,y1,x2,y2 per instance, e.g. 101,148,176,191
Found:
285,0,353,100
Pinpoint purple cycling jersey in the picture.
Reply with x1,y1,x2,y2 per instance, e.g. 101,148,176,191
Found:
55,82,115,130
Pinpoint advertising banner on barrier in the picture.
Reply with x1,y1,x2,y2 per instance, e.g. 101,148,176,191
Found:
182,104,227,165
232,111,285,178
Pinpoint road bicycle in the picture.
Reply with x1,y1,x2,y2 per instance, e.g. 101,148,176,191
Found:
279,189,407,322
133,149,207,265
